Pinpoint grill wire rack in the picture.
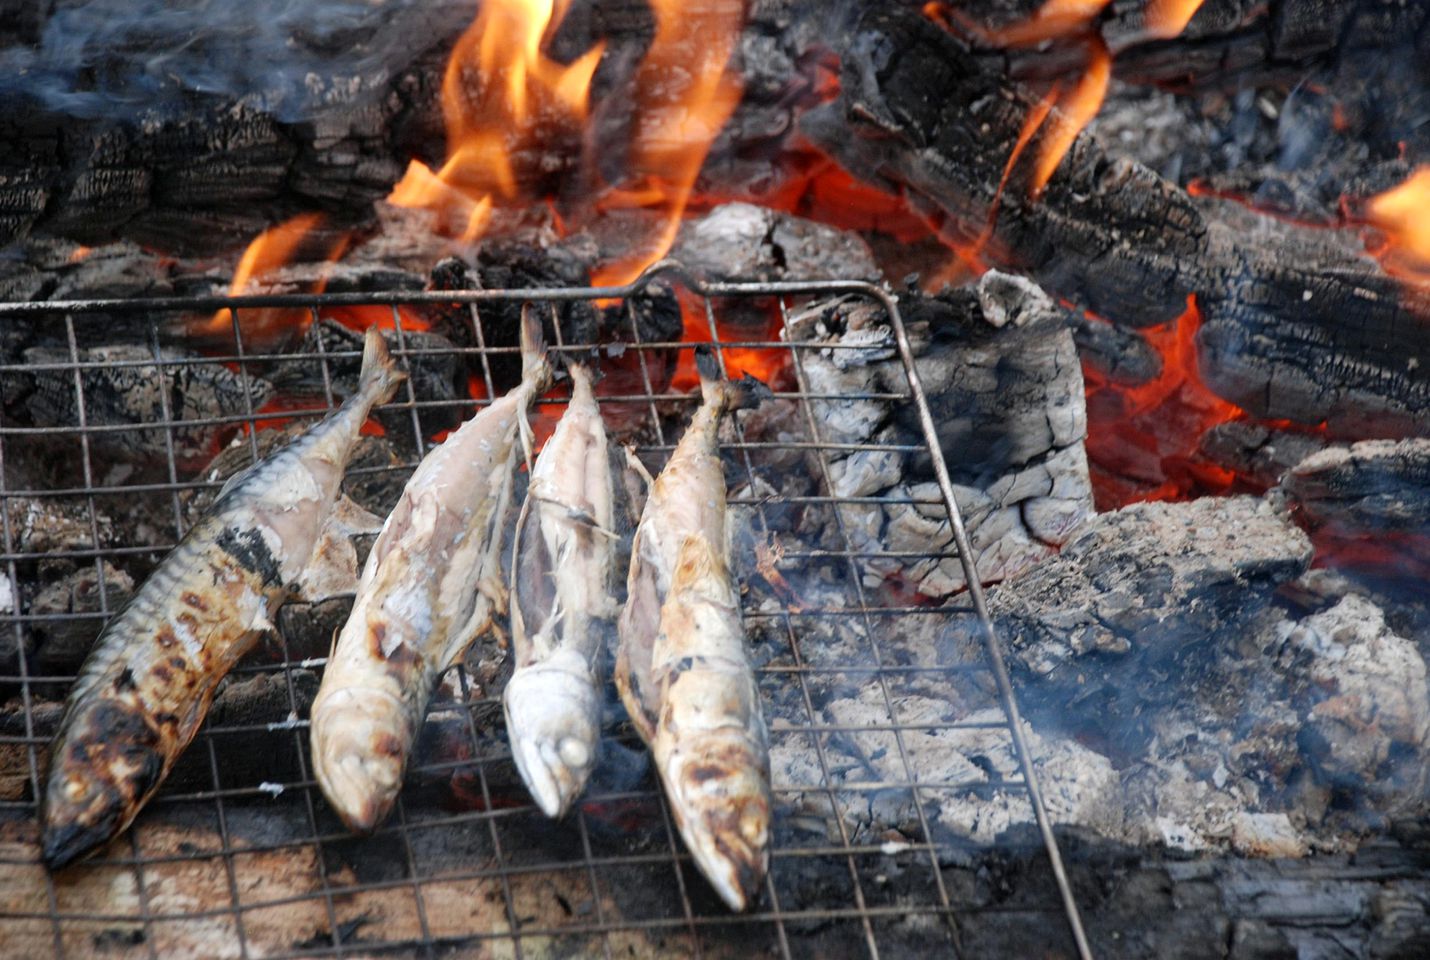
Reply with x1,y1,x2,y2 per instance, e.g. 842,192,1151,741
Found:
0,262,1091,959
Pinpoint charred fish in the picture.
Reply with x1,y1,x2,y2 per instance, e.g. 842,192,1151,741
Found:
41,327,406,869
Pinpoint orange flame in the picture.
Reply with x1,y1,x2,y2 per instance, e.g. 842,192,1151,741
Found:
1364,167,1430,281
926,0,1112,46
195,213,325,337
985,0,1112,45
1083,296,1250,506
387,0,605,239
591,0,746,286
1143,0,1207,38
1030,40,1110,195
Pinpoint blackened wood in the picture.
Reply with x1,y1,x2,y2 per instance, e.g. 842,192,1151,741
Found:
1282,439,1430,536
803,7,1430,434
917,0,1428,90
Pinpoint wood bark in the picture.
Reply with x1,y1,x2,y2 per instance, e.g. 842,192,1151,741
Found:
925,0,1430,89
801,6,1430,434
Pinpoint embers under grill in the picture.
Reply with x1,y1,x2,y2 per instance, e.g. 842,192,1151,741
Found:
0,265,1090,960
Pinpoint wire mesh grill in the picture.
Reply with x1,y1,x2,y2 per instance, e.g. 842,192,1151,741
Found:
0,264,1089,959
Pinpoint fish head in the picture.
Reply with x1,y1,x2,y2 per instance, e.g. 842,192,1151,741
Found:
41,698,167,870
309,687,410,833
660,730,771,912
502,654,602,819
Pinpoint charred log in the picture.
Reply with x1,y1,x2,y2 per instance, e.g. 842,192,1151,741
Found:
1282,439,1430,537
802,7,1430,435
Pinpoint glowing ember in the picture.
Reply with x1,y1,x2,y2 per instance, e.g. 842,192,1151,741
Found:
1143,0,1207,39
1364,166,1430,280
1083,296,1250,506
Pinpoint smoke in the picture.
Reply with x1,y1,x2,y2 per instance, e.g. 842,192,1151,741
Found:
0,0,467,121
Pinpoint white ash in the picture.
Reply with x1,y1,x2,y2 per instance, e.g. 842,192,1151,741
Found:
673,202,879,282
763,270,1094,599
993,496,1313,680
4,497,114,554
1274,595,1430,801
813,687,1123,846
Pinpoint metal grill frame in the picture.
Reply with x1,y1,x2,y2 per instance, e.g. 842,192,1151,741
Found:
0,261,1091,959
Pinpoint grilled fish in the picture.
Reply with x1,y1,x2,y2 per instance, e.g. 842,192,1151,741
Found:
616,350,772,911
310,313,552,833
505,363,618,818
41,327,406,870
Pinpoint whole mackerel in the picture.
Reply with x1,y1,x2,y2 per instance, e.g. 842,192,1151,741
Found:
505,362,618,818
616,350,772,912
310,313,552,833
41,327,406,870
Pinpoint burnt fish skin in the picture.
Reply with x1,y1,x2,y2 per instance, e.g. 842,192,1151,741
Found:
41,327,406,870
616,350,773,912
310,313,552,833
505,362,619,818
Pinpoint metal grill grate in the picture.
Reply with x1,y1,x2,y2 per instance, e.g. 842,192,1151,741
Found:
0,263,1091,959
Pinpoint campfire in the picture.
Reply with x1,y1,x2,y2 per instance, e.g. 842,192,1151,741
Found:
2,1,1429,957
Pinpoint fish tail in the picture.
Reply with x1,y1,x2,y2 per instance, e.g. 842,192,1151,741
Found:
567,361,595,403
358,326,408,405
695,347,771,413
519,308,554,390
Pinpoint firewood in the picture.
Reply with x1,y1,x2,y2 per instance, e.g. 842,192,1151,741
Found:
802,6,1430,434
1282,439,1430,536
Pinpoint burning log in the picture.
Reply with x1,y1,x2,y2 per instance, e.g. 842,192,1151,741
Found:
1,342,274,474
923,0,1428,91
1199,420,1330,490
802,7,1430,435
1280,438,1430,580
672,202,879,282
1282,439,1430,538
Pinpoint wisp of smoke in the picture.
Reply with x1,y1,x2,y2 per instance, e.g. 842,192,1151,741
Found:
0,0,465,121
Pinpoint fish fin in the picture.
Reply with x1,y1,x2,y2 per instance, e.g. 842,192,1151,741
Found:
694,347,770,413
519,306,554,392
358,326,409,406
214,460,259,503
443,604,495,672
518,405,536,471
509,484,546,645
623,446,655,488
291,495,377,603
614,526,663,744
